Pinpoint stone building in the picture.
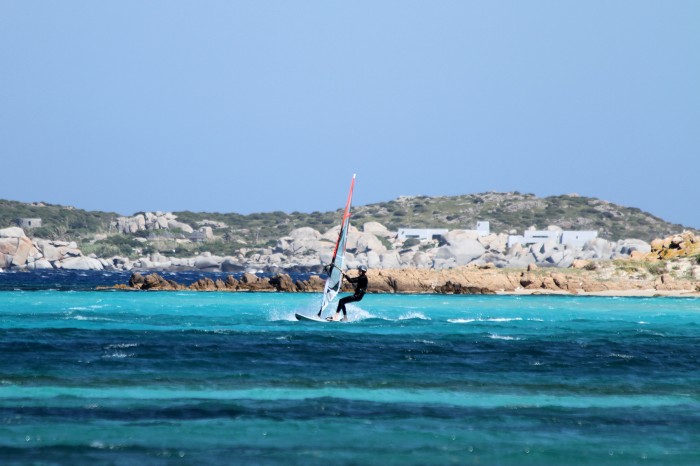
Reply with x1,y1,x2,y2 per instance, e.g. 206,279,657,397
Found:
16,218,42,229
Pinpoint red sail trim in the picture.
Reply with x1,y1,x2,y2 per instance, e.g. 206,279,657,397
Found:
330,174,355,261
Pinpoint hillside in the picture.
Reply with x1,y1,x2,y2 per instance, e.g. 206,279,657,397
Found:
0,193,692,255
0,199,117,240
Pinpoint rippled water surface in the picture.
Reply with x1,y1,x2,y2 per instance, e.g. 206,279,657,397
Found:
1,272,699,464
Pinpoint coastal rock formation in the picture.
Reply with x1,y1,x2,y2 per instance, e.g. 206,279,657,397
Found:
648,231,699,260
113,212,197,235
2,223,697,285
0,228,103,271
116,264,700,296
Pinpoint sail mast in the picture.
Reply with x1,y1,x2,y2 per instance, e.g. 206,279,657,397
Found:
318,174,356,317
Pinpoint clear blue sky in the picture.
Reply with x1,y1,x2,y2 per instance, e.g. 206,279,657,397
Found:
1,2,698,228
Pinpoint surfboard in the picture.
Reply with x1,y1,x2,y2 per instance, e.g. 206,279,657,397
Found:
294,313,345,322
295,313,325,322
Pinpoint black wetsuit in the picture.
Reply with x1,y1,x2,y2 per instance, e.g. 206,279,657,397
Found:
336,273,368,316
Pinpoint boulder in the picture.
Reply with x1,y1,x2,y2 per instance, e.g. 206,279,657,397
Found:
36,241,62,262
505,253,536,268
194,255,222,271
433,239,485,266
57,246,82,258
616,239,651,255
141,273,179,290
129,273,146,288
442,230,480,245
289,227,321,241
269,273,297,292
322,225,360,242
11,237,36,267
0,227,26,238
167,220,194,233
472,252,508,269
432,257,457,270
362,222,393,238
365,250,382,269
583,238,614,259
239,273,275,291
556,249,576,268
156,216,169,230
531,239,559,263
379,251,402,269
569,259,592,269
295,275,326,292
478,233,508,253
0,238,18,256
353,232,387,254
221,257,245,272
26,259,53,270
198,226,214,239
411,251,433,268
114,214,146,233
59,256,104,271
189,277,217,291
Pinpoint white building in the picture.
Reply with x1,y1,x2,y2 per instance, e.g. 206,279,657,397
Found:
16,218,42,229
508,229,598,248
475,221,490,236
397,221,490,241
397,228,448,241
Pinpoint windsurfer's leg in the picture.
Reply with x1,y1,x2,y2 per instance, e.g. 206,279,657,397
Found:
336,297,346,316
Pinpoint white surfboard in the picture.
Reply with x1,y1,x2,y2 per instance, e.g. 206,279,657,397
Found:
295,313,325,322
295,313,345,322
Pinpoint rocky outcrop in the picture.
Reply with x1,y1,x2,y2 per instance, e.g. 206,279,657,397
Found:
0,228,105,271
116,263,700,295
112,212,197,235
647,231,700,260
3,223,695,282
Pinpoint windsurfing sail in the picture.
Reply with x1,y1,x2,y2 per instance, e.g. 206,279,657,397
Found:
318,174,356,317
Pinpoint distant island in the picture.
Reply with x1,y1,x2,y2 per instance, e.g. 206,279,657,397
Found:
1,193,699,297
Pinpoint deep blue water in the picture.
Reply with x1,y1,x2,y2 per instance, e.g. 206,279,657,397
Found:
0,269,289,291
1,271,700,464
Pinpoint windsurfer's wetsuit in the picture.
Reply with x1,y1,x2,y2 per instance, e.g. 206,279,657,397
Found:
334,272,368,319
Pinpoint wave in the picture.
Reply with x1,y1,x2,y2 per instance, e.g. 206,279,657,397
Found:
447,317,525,324
488,333,520,341
105,343,139,349
397,312,430,321
102,352,134,359
67,315,115,322
608,353,634,360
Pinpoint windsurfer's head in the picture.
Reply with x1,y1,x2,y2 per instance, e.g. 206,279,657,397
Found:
358,265,368,273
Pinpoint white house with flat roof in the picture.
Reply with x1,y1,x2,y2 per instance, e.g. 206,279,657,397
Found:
508,229,598,248
397,228,448,241
398,221,490,241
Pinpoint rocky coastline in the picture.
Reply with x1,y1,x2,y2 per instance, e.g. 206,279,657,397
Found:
0,220,674,274
117,257,700,297
5,220,700,297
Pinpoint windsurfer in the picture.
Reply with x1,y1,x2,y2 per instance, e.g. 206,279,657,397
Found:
329,265,368,321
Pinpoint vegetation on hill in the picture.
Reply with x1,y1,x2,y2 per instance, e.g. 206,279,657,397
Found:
349,192,687,242
0,200,116,241
0,193,693,258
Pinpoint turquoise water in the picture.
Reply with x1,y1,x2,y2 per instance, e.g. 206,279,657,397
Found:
1,290,700,464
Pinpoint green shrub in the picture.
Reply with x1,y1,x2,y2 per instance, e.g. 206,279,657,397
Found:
402,238,420,248
644,261,666,276
375,235,393,250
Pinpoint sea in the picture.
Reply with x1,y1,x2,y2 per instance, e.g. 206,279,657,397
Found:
1,270,699,465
